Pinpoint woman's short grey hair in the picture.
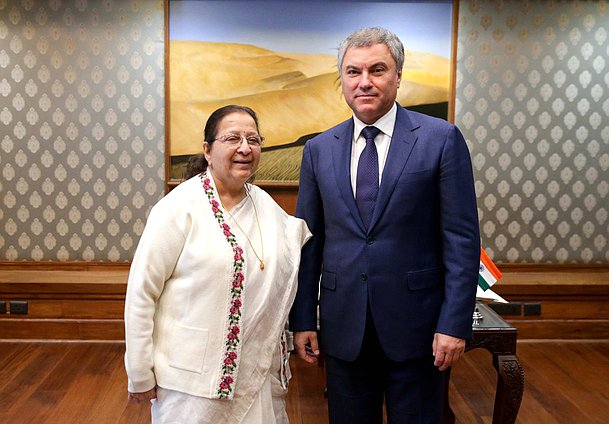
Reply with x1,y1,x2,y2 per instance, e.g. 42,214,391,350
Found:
337,27,405,73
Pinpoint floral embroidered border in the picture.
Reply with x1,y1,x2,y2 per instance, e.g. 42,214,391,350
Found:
201,172,245,399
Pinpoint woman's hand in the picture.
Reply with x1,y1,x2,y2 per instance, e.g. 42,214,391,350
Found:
128,387,157,403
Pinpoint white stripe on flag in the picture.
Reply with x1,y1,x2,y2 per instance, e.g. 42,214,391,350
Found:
479,262,497,289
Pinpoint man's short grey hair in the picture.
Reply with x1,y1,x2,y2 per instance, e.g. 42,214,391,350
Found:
337,27,405,74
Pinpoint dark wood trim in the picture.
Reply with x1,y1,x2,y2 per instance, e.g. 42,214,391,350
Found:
0,319,124,341
164,0,172,193
256,180,299,189
1,262,607,340
495,266,609,296
448,0,459,124
167,178,179,191
506,320,609,339
167,179,299,213
2,261,606,272
168,179,300,191
497,263,609,272
0,261,130,271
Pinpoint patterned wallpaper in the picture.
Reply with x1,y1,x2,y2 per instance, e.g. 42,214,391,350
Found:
456,0,609,263
0,0,165,261
1,0,607,264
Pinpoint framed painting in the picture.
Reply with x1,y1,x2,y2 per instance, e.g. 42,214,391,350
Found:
166,0,457,185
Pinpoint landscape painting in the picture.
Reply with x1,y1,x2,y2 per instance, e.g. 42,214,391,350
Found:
168,0,454,182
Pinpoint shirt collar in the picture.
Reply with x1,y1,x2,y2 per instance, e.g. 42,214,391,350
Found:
352,102,398,140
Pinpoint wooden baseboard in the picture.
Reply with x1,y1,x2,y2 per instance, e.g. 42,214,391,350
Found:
0,263,129,341
489,264,609,339
1,262,608,340
507,320,609,339
0,318,124,341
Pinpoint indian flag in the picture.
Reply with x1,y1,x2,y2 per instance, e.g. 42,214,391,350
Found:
478,247,502,291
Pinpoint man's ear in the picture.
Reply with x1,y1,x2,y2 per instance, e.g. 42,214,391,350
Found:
397,69,402,88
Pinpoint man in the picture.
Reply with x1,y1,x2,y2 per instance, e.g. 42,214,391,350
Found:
289,27,480,423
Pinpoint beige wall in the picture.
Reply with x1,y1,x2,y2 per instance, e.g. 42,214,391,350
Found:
1,0,607,263
456,0,609,263
0,0,165,261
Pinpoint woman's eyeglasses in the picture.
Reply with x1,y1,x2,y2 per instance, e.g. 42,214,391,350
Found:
214,134,264,147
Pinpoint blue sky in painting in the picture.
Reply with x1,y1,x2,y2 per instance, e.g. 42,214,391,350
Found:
170,1,453,58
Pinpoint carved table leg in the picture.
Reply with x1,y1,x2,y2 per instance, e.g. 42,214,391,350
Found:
492,354,525,424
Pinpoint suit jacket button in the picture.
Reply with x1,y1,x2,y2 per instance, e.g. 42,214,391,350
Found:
361,273,367,281
366,236,374,245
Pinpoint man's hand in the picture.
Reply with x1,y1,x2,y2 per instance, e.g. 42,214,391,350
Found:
432,333,466,371
294,331,320,363
128,387,157,403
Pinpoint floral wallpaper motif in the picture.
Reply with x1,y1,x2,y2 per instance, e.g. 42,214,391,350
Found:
0,0,165,261
456,0,609,263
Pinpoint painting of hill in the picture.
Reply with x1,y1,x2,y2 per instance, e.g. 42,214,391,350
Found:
169,40,450,181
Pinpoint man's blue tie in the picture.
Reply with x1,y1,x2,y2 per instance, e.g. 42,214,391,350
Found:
356,126,381,228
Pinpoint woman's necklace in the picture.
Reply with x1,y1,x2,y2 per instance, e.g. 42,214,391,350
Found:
221,187,265,270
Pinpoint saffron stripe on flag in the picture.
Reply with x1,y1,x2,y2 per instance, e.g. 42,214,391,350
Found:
480,247,502,280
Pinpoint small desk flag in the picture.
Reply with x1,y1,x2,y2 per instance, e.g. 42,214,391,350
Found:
478,247,503,291
476,248,507,303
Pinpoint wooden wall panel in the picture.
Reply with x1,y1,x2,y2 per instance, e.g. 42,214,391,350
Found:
260,183,298,215
1,261,608,341
0,319,124,341
1,300,125,319
508,320,609,339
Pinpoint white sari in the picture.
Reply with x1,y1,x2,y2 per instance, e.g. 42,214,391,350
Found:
150,179,308,423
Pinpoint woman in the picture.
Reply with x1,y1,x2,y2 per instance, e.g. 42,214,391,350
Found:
124,105,311,423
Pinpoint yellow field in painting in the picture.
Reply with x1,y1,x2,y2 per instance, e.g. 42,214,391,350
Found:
256,145,305,182
169,40,449,181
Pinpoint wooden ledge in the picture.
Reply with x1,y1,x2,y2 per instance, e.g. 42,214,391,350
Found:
494,265,609,297
0,262,129,296
0,262,607,340
1,262,608,297
0,261,130,271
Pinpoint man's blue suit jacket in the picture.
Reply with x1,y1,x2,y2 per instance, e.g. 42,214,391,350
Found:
290,105,480,362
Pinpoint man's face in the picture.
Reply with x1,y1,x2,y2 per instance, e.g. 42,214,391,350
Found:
340,43,402,124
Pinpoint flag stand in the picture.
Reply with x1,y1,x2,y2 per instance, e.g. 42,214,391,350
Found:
472,307,484,325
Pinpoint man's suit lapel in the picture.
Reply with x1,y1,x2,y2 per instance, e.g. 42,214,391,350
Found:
331,119,367,232
369,107,419,230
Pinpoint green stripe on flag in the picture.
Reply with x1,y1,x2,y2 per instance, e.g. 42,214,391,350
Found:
478,274,491,291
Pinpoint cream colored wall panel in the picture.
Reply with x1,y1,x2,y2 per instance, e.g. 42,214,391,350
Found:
0,0,165,261
456,0,609,263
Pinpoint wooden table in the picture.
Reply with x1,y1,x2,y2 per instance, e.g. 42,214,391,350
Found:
443,302,525,424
